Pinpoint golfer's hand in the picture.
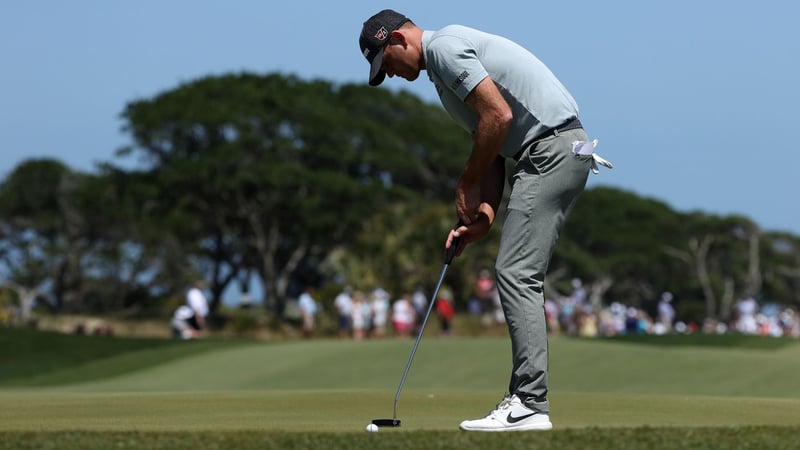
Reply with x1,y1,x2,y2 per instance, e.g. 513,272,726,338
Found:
455,179,481,225
446,217,491,258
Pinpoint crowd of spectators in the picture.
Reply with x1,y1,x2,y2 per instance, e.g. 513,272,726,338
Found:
331,285,456,340
320,273,800,340
534,279,800,339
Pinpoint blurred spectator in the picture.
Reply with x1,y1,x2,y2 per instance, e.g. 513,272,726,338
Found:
334,286,353,339
411,286,427,333
624,307,640,335
544,298,560,335
371,288,390,339
351,291,369,340
780,308,800,337
171,280,209,339
656,291,676,334
577,309,597,337
392,294,415,338
476,269,496,327
298,287,318,338
492,289,505,326
436,287,455,336
734,296,759,334
597,308,616,336
468,296,482,316
558,295,578,336
570,278,587,308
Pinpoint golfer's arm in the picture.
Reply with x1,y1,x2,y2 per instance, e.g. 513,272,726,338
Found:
464,76,510,225
479,157,505,225
462,76,511,185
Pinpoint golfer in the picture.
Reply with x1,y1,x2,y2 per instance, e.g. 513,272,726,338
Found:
358,10,610,431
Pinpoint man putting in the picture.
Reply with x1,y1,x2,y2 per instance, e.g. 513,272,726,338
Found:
358,10,611,432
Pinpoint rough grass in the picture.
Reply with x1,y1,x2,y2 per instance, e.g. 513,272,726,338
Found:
1,427,799,450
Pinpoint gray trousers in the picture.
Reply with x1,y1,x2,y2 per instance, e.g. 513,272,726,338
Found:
496,127,592,414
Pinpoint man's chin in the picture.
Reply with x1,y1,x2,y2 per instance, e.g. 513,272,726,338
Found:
400,71,420,82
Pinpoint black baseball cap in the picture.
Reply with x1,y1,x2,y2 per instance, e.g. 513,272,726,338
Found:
359,9,410,86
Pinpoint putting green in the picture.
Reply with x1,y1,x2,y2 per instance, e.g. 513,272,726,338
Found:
15,336,800,398
1,390,799,432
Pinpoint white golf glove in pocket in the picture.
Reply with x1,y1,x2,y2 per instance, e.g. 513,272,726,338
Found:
572,139,613,174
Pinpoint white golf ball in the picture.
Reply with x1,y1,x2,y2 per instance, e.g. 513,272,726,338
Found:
366,423,379,432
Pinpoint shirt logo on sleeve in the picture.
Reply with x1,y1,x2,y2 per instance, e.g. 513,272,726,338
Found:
450,70,469,90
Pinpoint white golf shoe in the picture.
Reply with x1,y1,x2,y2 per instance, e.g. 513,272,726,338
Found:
459,394,552,432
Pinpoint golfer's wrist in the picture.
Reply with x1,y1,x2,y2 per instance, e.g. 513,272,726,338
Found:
478,203,495,225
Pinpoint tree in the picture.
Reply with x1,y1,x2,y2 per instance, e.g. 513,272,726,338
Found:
553,187,686,305
762,232,800,308
0,159,88,312
116,72,470,315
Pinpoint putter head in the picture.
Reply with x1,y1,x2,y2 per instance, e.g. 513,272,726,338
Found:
372,418,401,427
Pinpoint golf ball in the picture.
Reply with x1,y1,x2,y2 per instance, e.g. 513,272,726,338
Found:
366,423,379,432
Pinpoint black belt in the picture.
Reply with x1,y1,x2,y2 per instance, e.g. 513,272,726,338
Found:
513,116,582,160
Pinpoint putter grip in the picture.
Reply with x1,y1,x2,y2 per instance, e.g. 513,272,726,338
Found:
444,221,463,264
444,237,460,264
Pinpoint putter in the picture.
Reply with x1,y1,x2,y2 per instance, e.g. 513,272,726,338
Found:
372,225,462,428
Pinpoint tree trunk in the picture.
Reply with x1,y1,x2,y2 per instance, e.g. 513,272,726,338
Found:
719,277,735,322
689,235,717,320
7,282,37,325
744,230,761,298
589,276,613,311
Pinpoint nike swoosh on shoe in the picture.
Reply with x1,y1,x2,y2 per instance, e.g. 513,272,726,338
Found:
506,412,537,424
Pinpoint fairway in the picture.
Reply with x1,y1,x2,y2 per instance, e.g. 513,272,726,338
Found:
2,331,800,449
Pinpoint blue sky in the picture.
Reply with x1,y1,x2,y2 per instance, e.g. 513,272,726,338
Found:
2,0,798,235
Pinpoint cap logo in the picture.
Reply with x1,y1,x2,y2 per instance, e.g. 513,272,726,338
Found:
374,26,388,40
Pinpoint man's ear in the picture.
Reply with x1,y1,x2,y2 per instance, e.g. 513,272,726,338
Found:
389,29,407,47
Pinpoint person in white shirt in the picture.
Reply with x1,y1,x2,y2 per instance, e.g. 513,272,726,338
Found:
334,287,354,339
657,292,676,333
735,297,759,335
171,280,210,339
371,289,390,339
351,291,369,340
298,287,318,338
392,295,415,337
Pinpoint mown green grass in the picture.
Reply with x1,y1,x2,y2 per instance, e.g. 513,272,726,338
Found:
0,327,247,385
9,333,796,399
2,327,800,449
2,427,799,450
2,390,799,431
599,332,797,349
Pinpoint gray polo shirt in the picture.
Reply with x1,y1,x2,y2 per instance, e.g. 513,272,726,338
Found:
422,25,579,158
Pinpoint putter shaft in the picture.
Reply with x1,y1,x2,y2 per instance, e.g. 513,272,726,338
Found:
393,260,451,421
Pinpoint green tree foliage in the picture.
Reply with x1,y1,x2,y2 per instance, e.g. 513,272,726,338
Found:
0,159,86,311
551,187,800,323
552,187,688,303
115,72,470,314
0,160,184,316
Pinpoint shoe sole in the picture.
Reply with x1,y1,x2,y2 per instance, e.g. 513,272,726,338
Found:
459,422,553,432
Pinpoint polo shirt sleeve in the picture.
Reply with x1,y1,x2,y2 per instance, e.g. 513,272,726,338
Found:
426,34,488,101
